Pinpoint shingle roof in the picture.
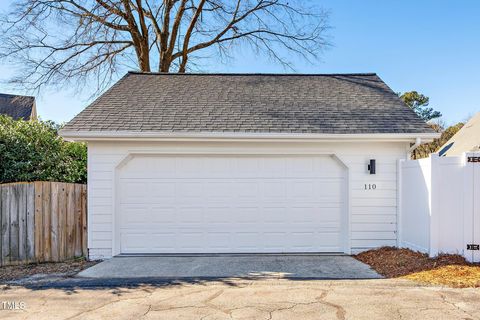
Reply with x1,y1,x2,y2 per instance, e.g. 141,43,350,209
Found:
0,93,36,120
63,72,434,134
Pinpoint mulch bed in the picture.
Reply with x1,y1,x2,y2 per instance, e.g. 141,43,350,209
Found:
355,246,480,288
0,258,98,282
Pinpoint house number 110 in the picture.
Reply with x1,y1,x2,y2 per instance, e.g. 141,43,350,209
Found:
364,184,377,190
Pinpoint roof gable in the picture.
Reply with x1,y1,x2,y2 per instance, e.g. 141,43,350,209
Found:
63,72,434,135
439,112,480,156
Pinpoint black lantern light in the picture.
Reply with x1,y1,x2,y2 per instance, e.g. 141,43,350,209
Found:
368,159,376,174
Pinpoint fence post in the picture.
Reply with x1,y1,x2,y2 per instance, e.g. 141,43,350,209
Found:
1,185,11,266
474,152,480,263
463,152,472,261
462,152,480,263
464,152,480,262
429,154,440,257
26,183,35,263
34,182,44,263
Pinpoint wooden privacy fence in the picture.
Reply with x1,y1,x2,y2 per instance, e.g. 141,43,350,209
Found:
0,182,87,266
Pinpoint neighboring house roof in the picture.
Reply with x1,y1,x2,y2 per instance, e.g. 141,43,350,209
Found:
439,112,480,156
62,72,435,136
0,93,37,120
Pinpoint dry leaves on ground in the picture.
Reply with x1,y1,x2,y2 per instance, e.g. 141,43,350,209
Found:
355,246,480,288
0,258,98,282
403,265,480,288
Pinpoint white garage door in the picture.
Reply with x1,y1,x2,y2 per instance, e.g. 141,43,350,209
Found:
117,155,346,254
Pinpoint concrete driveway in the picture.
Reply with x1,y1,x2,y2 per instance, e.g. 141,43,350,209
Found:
2,279,480,319
77,255,381,279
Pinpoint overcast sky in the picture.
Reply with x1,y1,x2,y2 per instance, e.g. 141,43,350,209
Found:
0,0,478,125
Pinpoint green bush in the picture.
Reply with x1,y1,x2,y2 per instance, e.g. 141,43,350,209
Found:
0,115,87,184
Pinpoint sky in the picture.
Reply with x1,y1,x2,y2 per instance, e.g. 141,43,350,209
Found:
0,0,479,125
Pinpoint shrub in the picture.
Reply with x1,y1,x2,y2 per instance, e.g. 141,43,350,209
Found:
0,115,86,184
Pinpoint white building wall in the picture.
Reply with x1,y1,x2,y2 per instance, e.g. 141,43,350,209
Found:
87,140,408,259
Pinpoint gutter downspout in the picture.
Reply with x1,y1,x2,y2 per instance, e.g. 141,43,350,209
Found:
407,137,422,159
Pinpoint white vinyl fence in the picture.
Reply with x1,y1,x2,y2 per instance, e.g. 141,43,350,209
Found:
399,152,480,262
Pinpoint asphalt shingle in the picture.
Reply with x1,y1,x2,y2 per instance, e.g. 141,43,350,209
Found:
63,72,434,134
0,93,36,120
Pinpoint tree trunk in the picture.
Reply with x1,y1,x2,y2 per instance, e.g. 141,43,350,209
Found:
178,56,187,73
138,45,151,72
159,56,172,72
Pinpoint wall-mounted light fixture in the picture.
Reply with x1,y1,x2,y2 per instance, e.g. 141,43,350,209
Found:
368,159,376,174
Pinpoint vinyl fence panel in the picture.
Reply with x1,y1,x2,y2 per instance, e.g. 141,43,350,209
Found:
400,152,480,262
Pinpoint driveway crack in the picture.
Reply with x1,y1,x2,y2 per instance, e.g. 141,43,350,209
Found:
316,290,346,320
437,292,476,320
265,290,346,320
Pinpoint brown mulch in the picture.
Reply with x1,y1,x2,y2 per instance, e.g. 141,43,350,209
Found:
0,258,98,282
355,246,480,288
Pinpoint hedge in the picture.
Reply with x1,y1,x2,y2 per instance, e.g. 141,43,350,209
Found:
0,115,87,184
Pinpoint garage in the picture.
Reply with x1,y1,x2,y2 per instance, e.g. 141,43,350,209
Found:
117,154,347,254
60,72,438,259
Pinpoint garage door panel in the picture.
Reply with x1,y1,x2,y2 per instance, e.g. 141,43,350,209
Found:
120,205,148,223
150,182,175,198
263,207,287,223
206,207,231,222
291,208,340,223
236,182,259,198
208,158,233,175
177,182,203,198
121,233,149,251
178,207,203,223
234,158,261,175
176,157,205,175
235,207,259,222
235,232,261,249
290,181,342,197
122,157,176,178
179,232,204,249
205,182,234,198
261,158,286,175
290,231,315,244
150,207,175,223
291,207,343,222
118,155,346,254
150,233,176,251
290,157,343,177
119,181,148,200
263,181,287,199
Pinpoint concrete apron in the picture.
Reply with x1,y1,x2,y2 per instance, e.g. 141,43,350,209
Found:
77,255,382,280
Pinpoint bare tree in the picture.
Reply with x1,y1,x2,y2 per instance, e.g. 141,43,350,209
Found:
0,0,330,92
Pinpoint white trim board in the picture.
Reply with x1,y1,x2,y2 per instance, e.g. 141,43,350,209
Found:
60,130,440,143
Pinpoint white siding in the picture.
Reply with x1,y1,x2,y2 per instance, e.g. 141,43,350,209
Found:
87,141,408,259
